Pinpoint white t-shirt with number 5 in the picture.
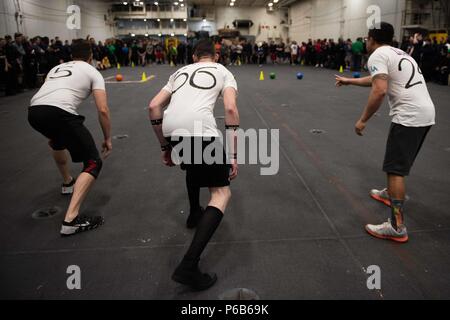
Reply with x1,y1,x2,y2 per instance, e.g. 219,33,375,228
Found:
368,46,435,127
162,62,238,137
31,61,106,115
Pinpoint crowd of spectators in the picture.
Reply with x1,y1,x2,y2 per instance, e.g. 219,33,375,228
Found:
1,32,449,96
0,33,191,96
214,35,449,86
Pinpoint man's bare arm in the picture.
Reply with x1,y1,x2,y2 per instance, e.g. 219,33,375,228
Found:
223,88,239,127
335,75,373,87
148,89,172,146
93,89,112,157
359,74,388,122
223,87,240,180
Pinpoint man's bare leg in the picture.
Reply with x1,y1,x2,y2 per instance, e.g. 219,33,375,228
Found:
387,174,406,230
64,172,95,222
52,149,73,184
387,174,405,200
208,186,231,213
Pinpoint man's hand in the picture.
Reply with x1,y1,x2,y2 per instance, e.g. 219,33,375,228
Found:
161,149,175,167
355,119,366,136
102,139,112,158
229,159,238,180
335,75,351,87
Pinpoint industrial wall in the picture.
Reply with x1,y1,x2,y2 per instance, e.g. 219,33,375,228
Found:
289,0,406,42
0,0,115,41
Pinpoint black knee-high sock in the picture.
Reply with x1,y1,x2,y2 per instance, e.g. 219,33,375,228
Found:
187,182,200,213
183,206,223,264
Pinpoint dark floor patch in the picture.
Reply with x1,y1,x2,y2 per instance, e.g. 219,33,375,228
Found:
309,129,326,134
31,206,62,220
112,134,129,140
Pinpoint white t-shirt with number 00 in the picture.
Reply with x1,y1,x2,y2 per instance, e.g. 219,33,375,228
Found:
162,62,238,137
368,46,435,127
31,61,106,115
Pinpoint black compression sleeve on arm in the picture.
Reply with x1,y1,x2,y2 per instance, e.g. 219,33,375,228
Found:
151,118,163,125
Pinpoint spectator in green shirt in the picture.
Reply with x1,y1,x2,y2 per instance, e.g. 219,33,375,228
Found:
352,37,364,71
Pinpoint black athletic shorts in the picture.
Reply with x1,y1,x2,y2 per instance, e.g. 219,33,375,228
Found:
167,136,231,188
28,105,99,163
383,122,431,177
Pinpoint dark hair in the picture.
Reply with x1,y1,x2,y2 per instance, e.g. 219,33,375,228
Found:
368,22,394,45
71,39,92,61
193,39,215,58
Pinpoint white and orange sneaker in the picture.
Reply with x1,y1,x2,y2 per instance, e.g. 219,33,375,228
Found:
365,219,408,243
370,188,391,206
369,188,409,207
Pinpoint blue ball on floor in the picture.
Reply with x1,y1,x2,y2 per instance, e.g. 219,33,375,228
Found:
296,72,304,80
353,72,361,78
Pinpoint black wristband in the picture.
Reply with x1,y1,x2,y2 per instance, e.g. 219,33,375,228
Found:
225,124,240,130
161,144,172,151
151,119,163,125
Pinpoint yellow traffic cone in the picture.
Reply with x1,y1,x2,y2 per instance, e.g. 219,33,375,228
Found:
259,71,264,81
339,65,344,73
117,63,121,70
141,72,147,82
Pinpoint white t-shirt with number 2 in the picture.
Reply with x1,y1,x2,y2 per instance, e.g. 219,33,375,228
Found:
368,46,435,127
162,62,238,137
31,61,105,115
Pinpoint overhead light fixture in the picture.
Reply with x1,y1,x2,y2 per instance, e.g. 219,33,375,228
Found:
230,2,234,6
144,18,147,21
171,33,175,36
145,33,149,36
123,2,128,5
268,3,273,7
180,3,184,7
174,2,179,5
183,33,187,36
158,33,162,37
170,18,174,22
180,0,183,2
157,18,160,21
231,0,236,2
154,1,158,5
273,0,279,2
183,18,187,21
203,18,206,22
131,33,135,37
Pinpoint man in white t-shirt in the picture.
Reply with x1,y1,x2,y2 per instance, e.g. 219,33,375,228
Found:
28,39,112,236
148,39,239,290
291,41,299,65
335,22,435,243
